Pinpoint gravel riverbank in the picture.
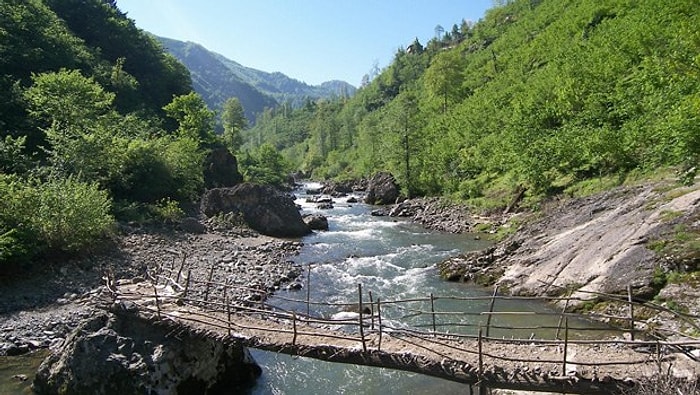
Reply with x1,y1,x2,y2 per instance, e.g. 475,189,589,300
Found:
0,222,303,358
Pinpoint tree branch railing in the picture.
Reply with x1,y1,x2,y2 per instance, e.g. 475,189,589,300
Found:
112,259,700,388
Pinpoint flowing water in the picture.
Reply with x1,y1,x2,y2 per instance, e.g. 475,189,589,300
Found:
248,184,602,395
1,184,605,394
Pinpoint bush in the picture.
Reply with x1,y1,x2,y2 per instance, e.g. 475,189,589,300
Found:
34,176,113,251
0,174,113,266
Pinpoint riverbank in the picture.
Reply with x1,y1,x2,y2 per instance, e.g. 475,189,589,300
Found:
0,219,302,359
432,181,700,341
1,179,698,392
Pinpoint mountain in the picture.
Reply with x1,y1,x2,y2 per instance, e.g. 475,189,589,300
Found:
157,37,356,122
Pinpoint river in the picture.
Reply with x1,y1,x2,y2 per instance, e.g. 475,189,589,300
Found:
1,184,600,394
247,184,585,395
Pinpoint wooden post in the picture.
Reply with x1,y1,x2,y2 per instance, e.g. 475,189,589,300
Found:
369,291,375,330
485,285,499,337
184,269,191,298
627,285,635,341
176,253,187,283
204,261,216,302
478,327,483,379
358,283,367,352
292,313,298,346
430,293,437,335
555,292,571,340
306,264,312,320
226,293,232,337
377,297,382,351
153,285,161,319
562,317,569,376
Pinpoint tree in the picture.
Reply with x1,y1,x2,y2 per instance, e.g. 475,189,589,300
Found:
424,50,466,113
23,69,117,178
434,25,445,40
221,97,247,152
241,143,288,186
163,92,216,145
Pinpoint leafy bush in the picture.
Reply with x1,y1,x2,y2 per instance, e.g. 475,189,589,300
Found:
0,174,113,266
151,198,185,224
240,143,290,186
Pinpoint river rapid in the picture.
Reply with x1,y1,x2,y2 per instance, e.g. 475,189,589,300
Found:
248,184,560,395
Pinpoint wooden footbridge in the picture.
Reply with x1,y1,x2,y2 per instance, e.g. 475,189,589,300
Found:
104,268,700,394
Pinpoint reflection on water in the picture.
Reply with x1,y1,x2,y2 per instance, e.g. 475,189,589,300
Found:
0,350,47,395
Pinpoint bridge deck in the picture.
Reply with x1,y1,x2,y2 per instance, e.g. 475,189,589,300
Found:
105,280,700,394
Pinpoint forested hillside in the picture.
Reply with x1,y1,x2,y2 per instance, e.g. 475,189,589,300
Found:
246,0,699,207
0,0,229,268
159,37,357,123
157,37,278,123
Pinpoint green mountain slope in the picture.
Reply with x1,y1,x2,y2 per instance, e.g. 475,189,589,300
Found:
247,0,699,206
158,37,356,121
158,37,277,122
0,0,214,265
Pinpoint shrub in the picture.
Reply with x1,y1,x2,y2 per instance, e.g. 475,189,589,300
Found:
0,174,113,266
33,176,113,252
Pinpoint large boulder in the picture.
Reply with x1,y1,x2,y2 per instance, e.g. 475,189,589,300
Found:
364,172,400,205
200,183,311,238
33,312,261,395
203,146,243,189
303,214,329,231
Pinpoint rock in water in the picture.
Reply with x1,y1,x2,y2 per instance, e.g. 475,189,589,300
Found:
33,312,261,395
364,172,400,205
200,183,311,238
303,214,329,231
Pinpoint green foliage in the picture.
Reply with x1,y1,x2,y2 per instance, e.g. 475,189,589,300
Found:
0,174,113,265
240,143,290,186
152,198,185,224
107,135,205,203
43,0,193,116
220,97,247,152
244,0,699,209
0,1,213,267
163,92,216,144
0,135,32,174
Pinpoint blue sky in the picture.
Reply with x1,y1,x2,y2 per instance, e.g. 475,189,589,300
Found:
117,1,494,87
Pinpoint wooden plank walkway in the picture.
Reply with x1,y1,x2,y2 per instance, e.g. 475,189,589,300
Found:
105,280,700,394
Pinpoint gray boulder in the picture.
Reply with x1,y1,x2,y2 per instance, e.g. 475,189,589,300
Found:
200,183,311,238
33,312,261,395
303,214,329,231
364,172,400,205
179,217,206,234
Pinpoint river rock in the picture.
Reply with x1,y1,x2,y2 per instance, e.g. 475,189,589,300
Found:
33,312,261,395
303,214,329,231
203,146,243,189
179,217,206,234
364,172,400,205
200,183,311,238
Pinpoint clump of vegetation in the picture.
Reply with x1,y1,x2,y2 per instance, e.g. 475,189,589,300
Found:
0,0,222,271
0,174,113,266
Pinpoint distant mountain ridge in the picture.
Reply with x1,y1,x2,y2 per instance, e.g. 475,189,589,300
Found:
157,37,356,122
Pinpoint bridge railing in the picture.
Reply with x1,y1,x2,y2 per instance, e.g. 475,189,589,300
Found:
148,259,700,343
118,258,700,382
